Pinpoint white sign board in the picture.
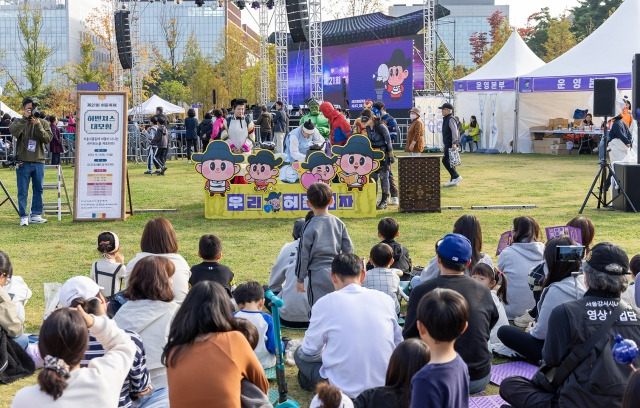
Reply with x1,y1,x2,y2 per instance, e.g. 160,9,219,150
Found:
74,92,128,221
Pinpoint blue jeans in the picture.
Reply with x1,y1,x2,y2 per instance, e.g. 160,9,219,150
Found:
469,372,491,394
12,334,29,349
461,135,475,151
133,387,169,408
16,162,44,217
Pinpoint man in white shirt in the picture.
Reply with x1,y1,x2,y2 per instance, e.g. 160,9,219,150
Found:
294,253,403,398
284,120,325,163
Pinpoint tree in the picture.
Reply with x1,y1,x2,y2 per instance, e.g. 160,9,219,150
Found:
520,8,553,59
58,33,109,89
469,32,489,65
487,10,505,43
480,19,511,67
436,43,452,93
159,11,184,73
85,0,118,90
323,0,385,20
542,16,576,62
571,0,623,40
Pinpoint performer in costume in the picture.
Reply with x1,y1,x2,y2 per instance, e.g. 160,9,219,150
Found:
299,99,330,139
319,102,351,147
221,98,255,154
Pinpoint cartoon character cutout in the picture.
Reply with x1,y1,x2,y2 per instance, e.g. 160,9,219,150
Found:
244,150,283,192
383,49,411,99
264,192,282,213
332,135,383,191
300,151,338,191
192,141,244,197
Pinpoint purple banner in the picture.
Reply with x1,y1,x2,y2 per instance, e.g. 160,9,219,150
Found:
454,79,516,92
518,73,631,93
348,40,414,110
77,82,100,91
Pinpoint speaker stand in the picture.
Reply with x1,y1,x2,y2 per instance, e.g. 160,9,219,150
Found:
579,119,638,213
0,179,19,216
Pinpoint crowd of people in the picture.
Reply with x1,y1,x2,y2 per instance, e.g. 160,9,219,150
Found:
2,177,640,407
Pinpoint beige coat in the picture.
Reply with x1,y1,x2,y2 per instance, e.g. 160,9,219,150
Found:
0,287,24,338
405,118,425,153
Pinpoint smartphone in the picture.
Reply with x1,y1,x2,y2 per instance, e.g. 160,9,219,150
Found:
556,245,585,262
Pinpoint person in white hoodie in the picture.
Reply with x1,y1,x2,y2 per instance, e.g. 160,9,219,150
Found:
497,216,545,319
115,256,179,397
497,238,586,363
12,307,135,408
125,218,190,304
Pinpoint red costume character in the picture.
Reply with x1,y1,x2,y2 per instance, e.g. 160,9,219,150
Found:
319,102,351,146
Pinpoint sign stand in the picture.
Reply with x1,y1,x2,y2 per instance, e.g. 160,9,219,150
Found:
0,179,19,215
125,168,134,217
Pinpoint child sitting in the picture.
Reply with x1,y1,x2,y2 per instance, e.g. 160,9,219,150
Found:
310,383,354,408
190,234,235,297
235,318,273,408
366,217,412,281
233,281,277,369
362,243,404,314
295,182,353,307
471,263,509,350
90,231,125,301
412,288,470,406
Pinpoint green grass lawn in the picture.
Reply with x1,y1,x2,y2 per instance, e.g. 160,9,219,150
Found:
1,152,639,407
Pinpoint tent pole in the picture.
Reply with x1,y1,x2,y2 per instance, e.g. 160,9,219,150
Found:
513,85,519,153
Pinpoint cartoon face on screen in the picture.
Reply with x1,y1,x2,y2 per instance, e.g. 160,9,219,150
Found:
192,141,244,197
385,49,411,99
245,150,283,192
300,151,338,190
331,135,383,191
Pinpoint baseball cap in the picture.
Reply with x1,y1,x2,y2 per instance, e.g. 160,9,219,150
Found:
437,233,472,264
438,102,454,110
59,276,103,307
585,242,630,275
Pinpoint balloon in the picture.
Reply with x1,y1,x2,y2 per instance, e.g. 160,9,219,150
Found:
612,334,639,365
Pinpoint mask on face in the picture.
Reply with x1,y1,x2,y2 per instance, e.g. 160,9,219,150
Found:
410,113,417,120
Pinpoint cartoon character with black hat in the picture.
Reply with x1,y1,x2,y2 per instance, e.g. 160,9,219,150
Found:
299,151,338,190
332,135,383,191
264,191,282,213
244,150,284,191
192,141,245,197
384,49,411,99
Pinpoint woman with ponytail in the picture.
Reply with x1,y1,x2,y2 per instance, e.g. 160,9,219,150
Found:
11,306,135,407
90,231,125,301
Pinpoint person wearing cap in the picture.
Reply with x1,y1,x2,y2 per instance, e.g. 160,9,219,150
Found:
266,218,311,328
403,233,498,394
438,102,463,187
500,242,640,408
9,96,53,226
284,119,325,164
358,109,394,210
406,107,424,156
58,276,162,408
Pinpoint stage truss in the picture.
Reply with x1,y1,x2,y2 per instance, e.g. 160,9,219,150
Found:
308,0,322,100
274,0,288,106
259,0,270,105
423,0,436,94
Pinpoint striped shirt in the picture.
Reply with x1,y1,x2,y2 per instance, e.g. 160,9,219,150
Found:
362,267,402,314
81,329,150,408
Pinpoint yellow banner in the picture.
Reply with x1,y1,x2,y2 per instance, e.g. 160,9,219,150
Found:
203,182,377,219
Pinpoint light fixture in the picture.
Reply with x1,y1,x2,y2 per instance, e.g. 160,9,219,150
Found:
236,0,245,9
251,1,259,9
196,0,204,6
265,0,273,9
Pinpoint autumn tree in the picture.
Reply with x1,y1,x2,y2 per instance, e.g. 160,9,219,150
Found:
571,0,623,40
469,32,489,65
480,19,511,67
519,8,552,59
58,34,110,89
85,0,119,90
435,43,452,93
542,16,576,62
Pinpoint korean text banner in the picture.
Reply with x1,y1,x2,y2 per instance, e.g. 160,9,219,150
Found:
519,73,631,93
348,40,414,110
454,79,516,92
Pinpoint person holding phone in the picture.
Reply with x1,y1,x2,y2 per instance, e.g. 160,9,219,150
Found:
9,97,53,226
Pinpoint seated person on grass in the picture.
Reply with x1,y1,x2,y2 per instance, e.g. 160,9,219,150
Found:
362,243,404,315
189,234,234,297
233,281,278,370
365,217,412,281
294,253,403,398
403,233,498,394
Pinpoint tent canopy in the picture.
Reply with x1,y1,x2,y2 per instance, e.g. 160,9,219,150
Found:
128,95,185,115
1,101,20,118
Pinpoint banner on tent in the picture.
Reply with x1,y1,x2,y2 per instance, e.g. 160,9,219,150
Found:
454,79,516,92
519,73,631,93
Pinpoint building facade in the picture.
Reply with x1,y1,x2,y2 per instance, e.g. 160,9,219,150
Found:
389,1,509,68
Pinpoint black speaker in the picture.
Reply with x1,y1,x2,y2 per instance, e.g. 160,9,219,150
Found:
612,163,640,212
593,78,617,117
114,10,132,70
633,54,640,120
212,89,217,105
285,0,308,43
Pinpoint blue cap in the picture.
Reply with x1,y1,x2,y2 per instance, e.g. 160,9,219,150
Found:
437,233,472,264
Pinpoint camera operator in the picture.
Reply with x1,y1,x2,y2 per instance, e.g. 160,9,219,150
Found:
9,97,53,226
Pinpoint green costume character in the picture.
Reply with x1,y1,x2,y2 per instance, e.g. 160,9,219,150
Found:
300,99,330,139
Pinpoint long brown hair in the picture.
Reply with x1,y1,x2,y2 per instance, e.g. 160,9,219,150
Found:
140,218,179,254
512,216,541,243
125,256,175,302
453,214,484,271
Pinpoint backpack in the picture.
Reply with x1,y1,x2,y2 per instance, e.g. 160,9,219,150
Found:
367,124,388,150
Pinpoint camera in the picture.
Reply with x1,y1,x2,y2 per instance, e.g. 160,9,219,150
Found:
30,108,41,119
1,155,23,169
556,245,585,262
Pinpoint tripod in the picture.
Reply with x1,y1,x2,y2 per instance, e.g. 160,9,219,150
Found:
0,179,19,215
579,118,637,213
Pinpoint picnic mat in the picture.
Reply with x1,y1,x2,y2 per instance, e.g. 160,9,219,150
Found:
264,366,277,380
490,361,539,386
468,394,508,408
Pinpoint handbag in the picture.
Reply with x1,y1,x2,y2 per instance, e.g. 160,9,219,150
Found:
448,148,461,167
532,301,626,393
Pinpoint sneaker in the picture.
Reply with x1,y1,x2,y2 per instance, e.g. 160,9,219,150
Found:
376,201,388,210
514,309,535,328
390,197,399,205
19,216,29,226
444,180,456,187
451,176,463,185
29,214,47,224
492,342,522,358
144,170,153,175
187,160,192,164
160,166,167,175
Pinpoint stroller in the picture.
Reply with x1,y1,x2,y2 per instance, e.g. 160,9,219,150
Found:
265,290,300,408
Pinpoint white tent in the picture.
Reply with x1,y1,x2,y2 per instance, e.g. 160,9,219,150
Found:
516,0,640,153
128,94,185,115
454,31,545,153
1,101,20,118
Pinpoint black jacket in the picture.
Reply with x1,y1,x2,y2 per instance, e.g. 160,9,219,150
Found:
543,290,640,408
366,239,412,278
198,119,213,141
403,274,498,381
442,114,455,148
184,117,198,140
273,109,288,133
